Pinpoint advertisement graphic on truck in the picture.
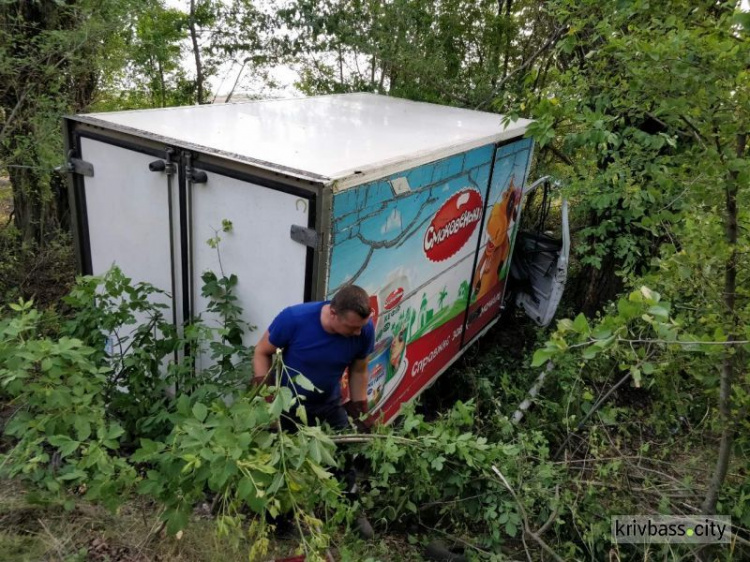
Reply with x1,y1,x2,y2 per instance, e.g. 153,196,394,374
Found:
329,138,534,423
464,138,534,342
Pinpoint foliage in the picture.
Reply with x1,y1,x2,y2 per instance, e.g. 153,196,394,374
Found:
0,265,343,559
0,0,137,244
0,299,135,511
135,381,342,557
360,401,561,552
0,224,76,308
2,0,750,559
95,0,198,109
277,0,554,103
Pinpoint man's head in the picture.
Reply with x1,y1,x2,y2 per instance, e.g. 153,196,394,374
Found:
329,285,372,336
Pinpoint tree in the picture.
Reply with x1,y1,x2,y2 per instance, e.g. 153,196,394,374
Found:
113,1,194,109
526,0,749,520
0,1,134,245
276,0,556,104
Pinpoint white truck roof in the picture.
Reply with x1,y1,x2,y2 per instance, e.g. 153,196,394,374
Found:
73,93,531,190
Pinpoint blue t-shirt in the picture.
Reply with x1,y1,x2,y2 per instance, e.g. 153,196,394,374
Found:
268,301,375,403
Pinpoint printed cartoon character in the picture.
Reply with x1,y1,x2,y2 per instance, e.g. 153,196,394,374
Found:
473,177,521,302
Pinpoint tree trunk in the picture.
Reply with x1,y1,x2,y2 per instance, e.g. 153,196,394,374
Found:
189,0,205,104
501,0,513,80
338,45,344,85
9,152,55,244
157,58,166,108
701,132,747,515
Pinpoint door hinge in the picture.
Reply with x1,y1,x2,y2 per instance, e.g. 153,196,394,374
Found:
290,225,318,249
67,157,94,177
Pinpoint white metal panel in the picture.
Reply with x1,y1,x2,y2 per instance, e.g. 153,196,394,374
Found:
190,171,309,364
76,94,530,189
82,138,174,303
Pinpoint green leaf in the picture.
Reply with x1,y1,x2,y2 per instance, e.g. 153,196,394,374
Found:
237,477,256,501
581,346,599,360
639,286,660,303
48,436,80,458
430,456,445,471
107,423,125,441
295,405,308,425
572,313,590,333
269,395,283,419
293,374,316,392
631,367,642,388
647,305,670,320
192,402,208,422
531,348,554,367
74,417,91,441
165,507,190,535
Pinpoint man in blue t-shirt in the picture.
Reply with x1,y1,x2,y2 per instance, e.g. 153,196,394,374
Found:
252,284,375,429
252,285,376,539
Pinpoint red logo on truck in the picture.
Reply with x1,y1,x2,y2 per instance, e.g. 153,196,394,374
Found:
384,288,404,310
423,188,483,262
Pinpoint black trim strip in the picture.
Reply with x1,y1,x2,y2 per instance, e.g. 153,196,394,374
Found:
192,160,318,199
304,199,316,302
165,149,178,330
186,152,196,323
178,151,191,325
77,130,166,159
72,132,93,275
190,158,317,304
460,143,500,349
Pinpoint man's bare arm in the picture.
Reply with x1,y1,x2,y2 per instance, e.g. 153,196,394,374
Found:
252,330,278,386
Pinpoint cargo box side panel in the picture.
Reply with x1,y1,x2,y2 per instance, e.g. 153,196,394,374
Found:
463,137,534,343
327,145,494,423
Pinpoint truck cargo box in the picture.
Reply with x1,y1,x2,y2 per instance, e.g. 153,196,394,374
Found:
64,93,566,424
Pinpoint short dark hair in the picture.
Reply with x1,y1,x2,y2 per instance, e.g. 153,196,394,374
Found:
330,285,370,318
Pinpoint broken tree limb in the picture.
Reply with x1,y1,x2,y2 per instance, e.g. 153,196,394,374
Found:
512,361,554,425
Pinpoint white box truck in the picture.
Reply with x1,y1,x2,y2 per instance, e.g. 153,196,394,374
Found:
64,93,568,424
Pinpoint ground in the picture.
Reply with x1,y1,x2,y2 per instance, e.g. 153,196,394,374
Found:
0,479,425,561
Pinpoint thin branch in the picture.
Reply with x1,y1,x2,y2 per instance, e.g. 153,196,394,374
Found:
546,144,574,166
491,466,565,562
679,115,707,146
567,337,750,350
475,25,568,110
553,371,632,460
0,88,29,144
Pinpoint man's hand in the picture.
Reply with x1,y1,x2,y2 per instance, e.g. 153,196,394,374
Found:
345,400,369,432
